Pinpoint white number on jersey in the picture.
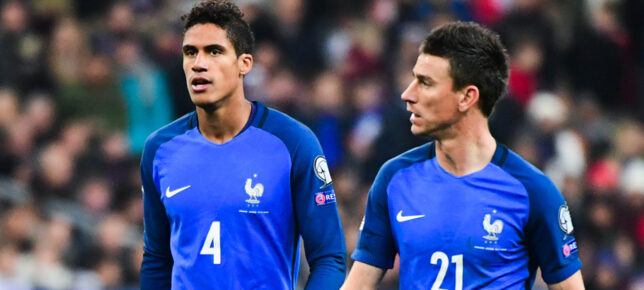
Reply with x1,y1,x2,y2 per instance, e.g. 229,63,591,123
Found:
200,221,221,264
430,251,463,290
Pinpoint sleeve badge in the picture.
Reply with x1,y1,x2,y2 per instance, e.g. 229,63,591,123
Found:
558,205,574,235
314,156,333,188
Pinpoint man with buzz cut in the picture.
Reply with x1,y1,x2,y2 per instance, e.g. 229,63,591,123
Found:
139,1,346,289
342,22,584,289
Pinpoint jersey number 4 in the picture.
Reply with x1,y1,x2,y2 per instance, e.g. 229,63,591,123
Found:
200,221,221,264
431,251,463,290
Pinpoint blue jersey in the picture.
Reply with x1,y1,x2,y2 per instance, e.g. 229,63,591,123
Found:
352,143,581,289
140,102,346,289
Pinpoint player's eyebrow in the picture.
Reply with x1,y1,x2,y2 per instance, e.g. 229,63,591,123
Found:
182,44,227,53
204,44,226,52
182,44,196,53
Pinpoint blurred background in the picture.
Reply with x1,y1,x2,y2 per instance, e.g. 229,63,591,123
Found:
0,0,642,289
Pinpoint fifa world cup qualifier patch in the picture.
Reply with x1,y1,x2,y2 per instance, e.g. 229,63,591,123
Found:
314,190,336,206
558,205,574,235
313,156,333,188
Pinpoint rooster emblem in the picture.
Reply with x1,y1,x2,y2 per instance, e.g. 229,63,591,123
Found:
244,174,264,204
482,213,504,241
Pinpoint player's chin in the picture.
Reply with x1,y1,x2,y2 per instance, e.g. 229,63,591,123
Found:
410,124,425,136
192,94,231,110
192,97,218,109
191,92,214,103
411,125,440,139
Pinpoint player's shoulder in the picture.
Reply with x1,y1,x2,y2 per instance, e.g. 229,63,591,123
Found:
143,112,197,159
253,102,318,146
377,142,433,182
496,145,559,196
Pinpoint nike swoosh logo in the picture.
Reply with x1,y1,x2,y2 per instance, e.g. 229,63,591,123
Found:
396,210,425,222
166,185,191,198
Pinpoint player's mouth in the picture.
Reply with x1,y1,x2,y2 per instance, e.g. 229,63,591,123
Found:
410,113,422,124
191,77,212,93
408,108,421,123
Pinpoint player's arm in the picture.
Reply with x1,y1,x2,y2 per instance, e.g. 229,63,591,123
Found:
341,261,386,290
522,173,583,286
548,270,584,290
140,143,173,289
291,128,347,290
345,159,398,288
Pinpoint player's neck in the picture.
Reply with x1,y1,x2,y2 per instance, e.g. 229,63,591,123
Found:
434,116,496,177
196,96,252,144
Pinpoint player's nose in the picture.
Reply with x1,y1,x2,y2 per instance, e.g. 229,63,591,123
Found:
191,52,207,72
401,81,416,103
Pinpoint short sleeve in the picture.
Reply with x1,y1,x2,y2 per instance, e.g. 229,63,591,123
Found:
351,160,399,269
524,175,582,284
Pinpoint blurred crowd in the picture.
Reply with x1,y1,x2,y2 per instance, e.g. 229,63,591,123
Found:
0,0,642,289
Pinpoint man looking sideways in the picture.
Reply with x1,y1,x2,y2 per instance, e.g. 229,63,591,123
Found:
343,22,584,289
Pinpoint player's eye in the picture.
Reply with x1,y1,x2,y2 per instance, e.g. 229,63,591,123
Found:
418,78,432,87
209,48,222,56
183,48,197,56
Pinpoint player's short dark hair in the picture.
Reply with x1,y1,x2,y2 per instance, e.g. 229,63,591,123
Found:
181,0,254,57
420,21,509,117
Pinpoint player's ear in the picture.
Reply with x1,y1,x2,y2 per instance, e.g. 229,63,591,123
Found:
238,53,253,76
458,85,479,113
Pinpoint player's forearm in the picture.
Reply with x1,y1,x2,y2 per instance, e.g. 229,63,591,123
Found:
304,253,346,290
341,261,385,290
141,167,174,289
548,270,584,290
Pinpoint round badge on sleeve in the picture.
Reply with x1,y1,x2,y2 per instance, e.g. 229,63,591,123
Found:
315,193,326,205
563,244,571,257
314,156,333,188
558,205,574,235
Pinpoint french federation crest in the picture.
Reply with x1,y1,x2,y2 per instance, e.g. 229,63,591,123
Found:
245,174,264,204
559,205,574,235
482,211,504,241
314,156,332,188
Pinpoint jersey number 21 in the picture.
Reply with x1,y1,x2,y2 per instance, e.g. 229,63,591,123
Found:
431,251,463,290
